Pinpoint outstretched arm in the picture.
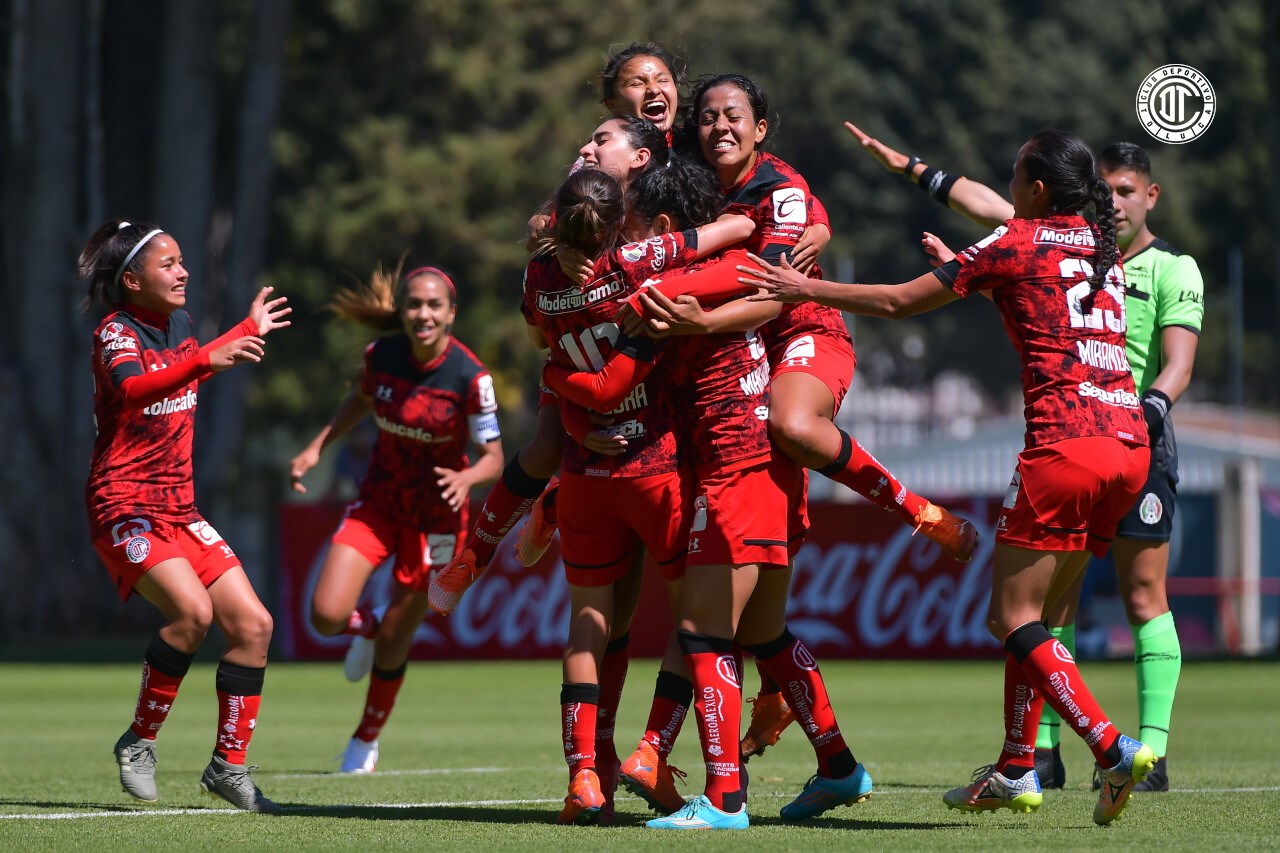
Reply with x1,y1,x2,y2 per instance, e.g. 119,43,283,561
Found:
843,121,1013,229
289,388,376,493
740,252,960,319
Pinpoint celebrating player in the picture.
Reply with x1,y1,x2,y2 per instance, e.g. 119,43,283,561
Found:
845,122,1200,792
290,263,502,774
742,129,1158,826
82,219,289,812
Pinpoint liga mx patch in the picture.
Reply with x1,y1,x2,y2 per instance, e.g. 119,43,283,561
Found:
1139,492,1163,525
125,535,151,564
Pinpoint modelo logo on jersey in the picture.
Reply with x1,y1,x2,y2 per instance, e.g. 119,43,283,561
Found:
1033,226,1095,248
143,389,197,416
771,188,807,224
536,275,625,314
1076,381,1140,408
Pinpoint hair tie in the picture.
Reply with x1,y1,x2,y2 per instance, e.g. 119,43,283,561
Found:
402,265,457,300
114,229,163,284
117,221,132,230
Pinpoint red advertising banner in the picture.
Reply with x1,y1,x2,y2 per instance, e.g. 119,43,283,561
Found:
278,497,1004,661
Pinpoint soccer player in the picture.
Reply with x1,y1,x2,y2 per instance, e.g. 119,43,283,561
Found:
635,74,977,764
289,264,502,774
742,129,1158,826
845,122,1199,792
81,219,289,812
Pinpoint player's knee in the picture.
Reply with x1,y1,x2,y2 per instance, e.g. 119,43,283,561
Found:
767,408,816,454
233,606,274,650
1122,584,1167,624
309,604,347,637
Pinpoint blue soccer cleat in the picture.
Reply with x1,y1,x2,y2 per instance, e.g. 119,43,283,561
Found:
779,763,874,820
646,794,749,830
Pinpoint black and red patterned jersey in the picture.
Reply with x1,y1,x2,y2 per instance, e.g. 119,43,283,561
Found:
357,334,500,529
937,215,1147,449
721,151,851,365
521,234,697,478
86,307,210,528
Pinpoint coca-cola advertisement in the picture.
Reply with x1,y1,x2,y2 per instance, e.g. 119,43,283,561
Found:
277,498,1005,660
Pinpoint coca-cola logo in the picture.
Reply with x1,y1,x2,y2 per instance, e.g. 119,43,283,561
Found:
787,504,1000,654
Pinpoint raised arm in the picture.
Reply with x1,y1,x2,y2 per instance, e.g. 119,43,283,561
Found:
843,121,1013,229
740,252,960,319
290,387,376,494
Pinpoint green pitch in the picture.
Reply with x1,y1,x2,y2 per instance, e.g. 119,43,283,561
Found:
1,659,1276,850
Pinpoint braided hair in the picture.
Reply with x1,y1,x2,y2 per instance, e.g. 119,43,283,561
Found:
1022,130,1118,290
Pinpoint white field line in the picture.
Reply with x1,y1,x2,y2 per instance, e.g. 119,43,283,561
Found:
269,766,505,779
3,786,1277,821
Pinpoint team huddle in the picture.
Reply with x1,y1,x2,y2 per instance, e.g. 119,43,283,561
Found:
81,40,1202,830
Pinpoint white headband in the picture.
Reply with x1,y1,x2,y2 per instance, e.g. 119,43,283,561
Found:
114,229,163,284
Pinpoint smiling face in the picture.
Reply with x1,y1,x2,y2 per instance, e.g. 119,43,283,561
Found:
120,234,188,315
578,118,651,182
400,273,456,360
696,83,766,187
605,55,678,133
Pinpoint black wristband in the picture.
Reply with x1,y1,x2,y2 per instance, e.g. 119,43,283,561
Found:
917,166,961,204
1141,388,1173,437
903,155,922,178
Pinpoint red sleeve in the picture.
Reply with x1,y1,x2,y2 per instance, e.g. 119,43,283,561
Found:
558,398,592,443
808,195,830,229
200,317,258,355
948,224,1015,297
622,250,755,319
117,355,212,407
542,350,654,412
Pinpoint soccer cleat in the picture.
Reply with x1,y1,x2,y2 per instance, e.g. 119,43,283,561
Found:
200,755,280,813
427,549,482,616
1034,745,1066,790
557,767,606,825
114,730,159,803
620,739,688,815
912,502,979,563
943,764,1043,814
1093,735,1156,826
646,794,749,830
514,480,558,567
779,763,874,820
339,737,378,774
343,605,384,683
1132,755,1169,793
740,691,795,760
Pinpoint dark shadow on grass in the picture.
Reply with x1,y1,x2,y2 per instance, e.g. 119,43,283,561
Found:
272,804,566,823
750,814,955,831
0,799,165,812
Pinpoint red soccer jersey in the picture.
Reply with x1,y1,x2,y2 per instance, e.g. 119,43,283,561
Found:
722,151,851,363
86,307,206,528
522,232,698,478
357,335,500,530
939,215,1147,449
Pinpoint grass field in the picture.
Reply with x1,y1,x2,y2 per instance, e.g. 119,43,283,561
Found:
1,658,1277,850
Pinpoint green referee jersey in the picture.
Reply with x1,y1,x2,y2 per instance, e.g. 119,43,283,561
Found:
1122,237,1204,394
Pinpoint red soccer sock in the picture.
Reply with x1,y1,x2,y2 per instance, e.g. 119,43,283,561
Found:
344,606,379,638
1007,621,1119,764
817,428,926,525
561,682,599,777
540,483,559,526
129,634,194,739
642,670,693,757
595,635,629,772
996,652,1042,774
679,631,744,812
749,629,853,779
754,657,780,695
214,661,265,765
353,662,406,742
466,457,549,567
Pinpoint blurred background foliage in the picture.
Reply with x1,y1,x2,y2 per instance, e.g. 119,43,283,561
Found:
0,0,1273,640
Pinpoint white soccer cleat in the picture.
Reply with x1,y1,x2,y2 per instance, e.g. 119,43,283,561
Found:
339,737,379,774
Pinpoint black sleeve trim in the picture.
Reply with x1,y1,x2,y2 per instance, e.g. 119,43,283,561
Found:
932,260,961,289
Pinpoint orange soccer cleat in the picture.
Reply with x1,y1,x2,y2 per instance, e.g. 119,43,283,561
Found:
620,739,687,815
740,691,796,760
912,502,979,562
427,549,482,616
557,767,606,825
514,480,558,567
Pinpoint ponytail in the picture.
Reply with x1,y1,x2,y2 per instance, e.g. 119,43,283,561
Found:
1087,175,1119,291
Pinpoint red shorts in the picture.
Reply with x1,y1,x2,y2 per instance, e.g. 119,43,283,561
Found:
769,332,855,413
686,456,790,569
997,436,1150,556
332,501,462,592
558,469,689,587
91,515,240,602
